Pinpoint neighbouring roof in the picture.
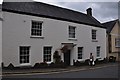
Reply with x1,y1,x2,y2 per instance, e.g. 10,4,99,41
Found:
2,2,103,28
102,19,119,33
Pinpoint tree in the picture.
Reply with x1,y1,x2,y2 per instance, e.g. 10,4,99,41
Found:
53,51,61,64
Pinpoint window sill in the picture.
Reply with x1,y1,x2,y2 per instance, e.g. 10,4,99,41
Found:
78,59,85,62
96,57,101,60
77,59,84,61
68,38,77,41
30,36,44,39
19,63,31,66
92,39,98,42
46,61,52,64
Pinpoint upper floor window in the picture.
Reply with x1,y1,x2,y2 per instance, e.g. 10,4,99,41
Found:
78,47,83,59
43,47,52,62
69,26,76,38
96,46,100,57
31,21,43,37
115,38,120,47
92,29,97,40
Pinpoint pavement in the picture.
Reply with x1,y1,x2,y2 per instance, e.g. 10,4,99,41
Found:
1,62,118,76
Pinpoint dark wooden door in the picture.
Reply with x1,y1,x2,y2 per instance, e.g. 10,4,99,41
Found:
64,50,71,66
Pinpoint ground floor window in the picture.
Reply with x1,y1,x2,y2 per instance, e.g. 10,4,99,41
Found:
43,47,52,62
19,46,30,64
78,47,83,59
96,46,100,57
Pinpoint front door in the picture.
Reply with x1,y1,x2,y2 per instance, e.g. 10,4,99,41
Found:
64,50,71,66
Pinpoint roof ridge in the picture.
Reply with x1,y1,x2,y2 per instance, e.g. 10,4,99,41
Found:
35,2,87,15
2,2,103,28
34,2,87,16
3,2,88,17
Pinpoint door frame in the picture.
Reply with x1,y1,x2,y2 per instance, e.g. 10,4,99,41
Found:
64,50,71,66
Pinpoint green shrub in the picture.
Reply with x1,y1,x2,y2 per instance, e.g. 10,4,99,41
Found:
34,63,40,68
84,59,90,65
49,61,66,68
53,51,61,64
74,60,80,66
7,63,14,69
39,62,48,68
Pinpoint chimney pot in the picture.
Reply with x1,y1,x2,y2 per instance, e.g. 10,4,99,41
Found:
86,8,92,16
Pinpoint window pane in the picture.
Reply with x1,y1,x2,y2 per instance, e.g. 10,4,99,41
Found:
115,38,120,47
20,46,30,64
92,30,96,40
97,46,100,57
78,47,83,59
69,26,76,38
31,21,42,36
43,47,52,62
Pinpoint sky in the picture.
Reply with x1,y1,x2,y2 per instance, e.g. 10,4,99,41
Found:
0,0,119,23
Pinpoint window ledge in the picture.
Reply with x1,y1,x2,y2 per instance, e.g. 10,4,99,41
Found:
68,38,77,41
92,39,98,42
30,36,44,39
19,63,31,66
96,57,101,60
46,61,52,64
77,59,84,61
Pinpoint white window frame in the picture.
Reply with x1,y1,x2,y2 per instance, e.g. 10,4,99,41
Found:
68,26,76,39
43,46,52,62
31,20,44,38
92,29,97,41
19,46,30,65
115,38,120,47
96,46,100,58
78,47,83,59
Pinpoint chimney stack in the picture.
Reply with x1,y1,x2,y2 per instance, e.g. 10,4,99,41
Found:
86,8,92,16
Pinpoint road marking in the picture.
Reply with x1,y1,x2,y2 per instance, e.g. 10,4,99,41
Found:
2,64,117,77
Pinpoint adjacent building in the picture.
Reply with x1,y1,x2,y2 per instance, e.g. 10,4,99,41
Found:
103,19,120,61
2,2,106,67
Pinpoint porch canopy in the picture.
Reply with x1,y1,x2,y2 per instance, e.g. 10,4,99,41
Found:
61,42,76,53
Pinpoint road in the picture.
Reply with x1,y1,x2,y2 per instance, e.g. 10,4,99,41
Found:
2,64,119,79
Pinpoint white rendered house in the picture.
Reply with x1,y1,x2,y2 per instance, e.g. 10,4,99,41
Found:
2,2,106,67
0,5,2,67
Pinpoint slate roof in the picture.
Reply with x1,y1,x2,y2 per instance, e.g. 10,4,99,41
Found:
2,2,103,28
102,19,118,33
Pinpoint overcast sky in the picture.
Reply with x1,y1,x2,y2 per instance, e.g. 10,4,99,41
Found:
0,0,119,23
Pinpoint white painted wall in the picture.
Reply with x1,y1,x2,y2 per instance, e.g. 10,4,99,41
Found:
0,30,1,68
0,12,2,68
0,21,1,67
2,12,106,67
